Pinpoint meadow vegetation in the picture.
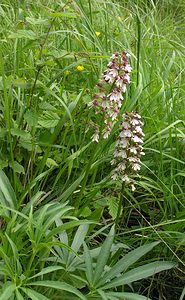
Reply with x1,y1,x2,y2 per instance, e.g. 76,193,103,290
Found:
0,0,185,299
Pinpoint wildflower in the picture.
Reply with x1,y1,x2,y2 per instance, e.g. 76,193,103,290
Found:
95,31,101,37
76,65,84,71
64,70,70,76
111,112,145,191
92,130,99,143
89,51,132,141
117,17,122,22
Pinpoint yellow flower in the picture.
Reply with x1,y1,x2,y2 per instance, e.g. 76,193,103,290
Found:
76,65,84,71
64,70,70,76
118,16,122,22
95,31,101,37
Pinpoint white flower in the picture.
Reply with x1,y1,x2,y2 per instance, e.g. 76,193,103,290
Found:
120,129,132,138
117,162,126,171
131,184,136,191
124,64,132,73
118,150,127,158
132,135,143,143
111,173,118,180
122,174,130,183
132,163,141,171
123,73,130,84
130,146,137,154
102,99,110,108
122,122,130,129
104,73,115,83
109,108,119,120
109,69,118,77
128,157,138,163
116,138,128,148
109,91,123,102
92,131,99,143
135,126,143,134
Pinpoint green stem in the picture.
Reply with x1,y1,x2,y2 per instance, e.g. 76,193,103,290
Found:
115,182,125,229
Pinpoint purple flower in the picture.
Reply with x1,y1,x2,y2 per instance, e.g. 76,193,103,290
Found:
89,51,132,141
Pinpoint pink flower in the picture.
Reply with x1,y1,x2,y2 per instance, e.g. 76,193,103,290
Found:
89,51,132,142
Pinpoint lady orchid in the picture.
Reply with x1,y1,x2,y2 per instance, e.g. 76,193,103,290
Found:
89,51,132,141
89,50,144,190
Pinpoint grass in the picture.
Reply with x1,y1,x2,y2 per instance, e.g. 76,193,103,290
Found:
0,0,185,299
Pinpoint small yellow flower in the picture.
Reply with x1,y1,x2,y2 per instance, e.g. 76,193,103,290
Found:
76,65,84,71
64,70,70,76
118,16,122,22
95,31,101,37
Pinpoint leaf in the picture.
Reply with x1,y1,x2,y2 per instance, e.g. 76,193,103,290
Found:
83,242,93,284
26,17,49,25
15,290,24,300
8,30,36,40
0,282,16,300
21,288,49,300
67,224,89,266
0,170,17,209
93,225,115,286
107,197,120,220
11,128,31,139
28,266,64,279
38,111,60,128
0,159,8,170
179,286,185,300
27,281,87,300
97,241,160,287
9,161,25,174
46,158,58,168
106,292,152,300
103,261,177,289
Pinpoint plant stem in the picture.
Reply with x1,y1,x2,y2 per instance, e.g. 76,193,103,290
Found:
115,182,125,229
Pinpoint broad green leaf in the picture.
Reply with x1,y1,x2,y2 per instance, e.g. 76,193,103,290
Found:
47,220,94,239
46,158,58,168
0,170,17,209
9,161,25,174
27,281,87,300
67,224,89,266
0,282,16,300
97,241,160,287
21,288,49,300
107,197,120,220
93,225,115,286
28,266,64,279
106,292,152,300
83,242,93,284
103,261,177,289
11,128,31,139
38,111,60,128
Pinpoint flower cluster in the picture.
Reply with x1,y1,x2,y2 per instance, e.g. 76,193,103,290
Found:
89,51,132,142
111,112,145,191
